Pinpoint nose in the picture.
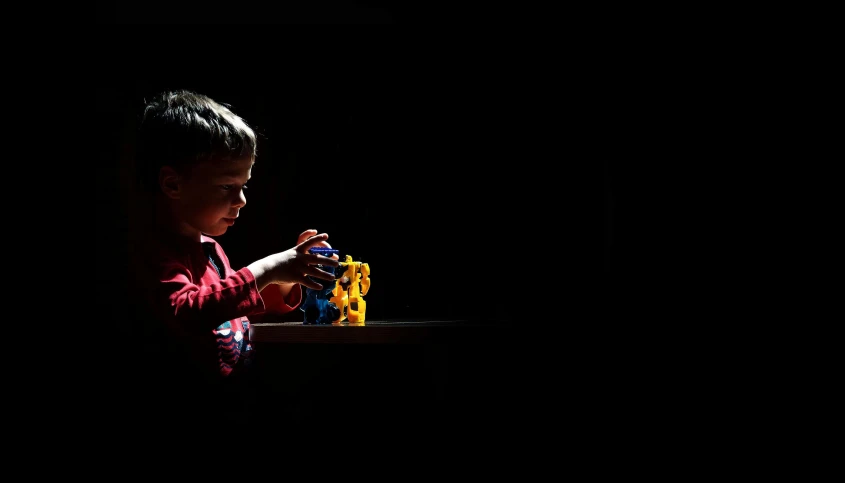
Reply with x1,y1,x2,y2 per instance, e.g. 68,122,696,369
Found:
233,188,247,208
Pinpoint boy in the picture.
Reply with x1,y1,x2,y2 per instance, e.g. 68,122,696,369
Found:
127,90,339,420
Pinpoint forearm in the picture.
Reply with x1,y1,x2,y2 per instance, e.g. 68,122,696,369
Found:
161,269,265,332
247,254,295,296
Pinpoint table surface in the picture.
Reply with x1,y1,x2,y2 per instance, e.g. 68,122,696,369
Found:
251,319,513,344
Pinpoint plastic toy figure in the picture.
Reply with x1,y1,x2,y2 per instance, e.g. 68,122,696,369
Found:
301,248,341,325
330,255,371,326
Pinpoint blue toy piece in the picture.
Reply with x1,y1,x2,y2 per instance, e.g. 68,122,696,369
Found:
301,248,341,325
309,248,339,256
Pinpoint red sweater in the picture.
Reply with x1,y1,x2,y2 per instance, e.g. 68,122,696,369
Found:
134,233,301,383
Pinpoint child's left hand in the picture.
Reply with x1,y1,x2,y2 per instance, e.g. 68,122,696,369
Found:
298,228,340,262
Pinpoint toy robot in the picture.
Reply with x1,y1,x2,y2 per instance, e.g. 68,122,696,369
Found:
301,250,371,326
330,255,371,326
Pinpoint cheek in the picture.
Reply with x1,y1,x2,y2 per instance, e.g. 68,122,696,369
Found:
210,198,232,214
191,194,227,216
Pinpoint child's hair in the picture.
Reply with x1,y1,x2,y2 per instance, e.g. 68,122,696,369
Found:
136,90,257,193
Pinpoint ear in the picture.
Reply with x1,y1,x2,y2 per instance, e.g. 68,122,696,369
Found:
159,166,183,199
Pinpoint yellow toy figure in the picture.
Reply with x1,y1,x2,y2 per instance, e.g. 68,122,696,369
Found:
330,255,371,326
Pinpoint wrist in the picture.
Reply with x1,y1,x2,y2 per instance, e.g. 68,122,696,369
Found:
248,254,277,291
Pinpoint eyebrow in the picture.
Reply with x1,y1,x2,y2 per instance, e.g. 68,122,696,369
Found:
219,172,251,180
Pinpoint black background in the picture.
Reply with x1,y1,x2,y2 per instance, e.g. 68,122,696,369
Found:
97,1,535,24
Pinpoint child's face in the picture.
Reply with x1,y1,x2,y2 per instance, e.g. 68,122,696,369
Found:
170,156,254,239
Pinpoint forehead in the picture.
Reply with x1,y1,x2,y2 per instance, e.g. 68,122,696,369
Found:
192,157,254,178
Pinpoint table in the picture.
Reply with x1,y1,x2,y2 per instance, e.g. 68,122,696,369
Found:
251,319,513,344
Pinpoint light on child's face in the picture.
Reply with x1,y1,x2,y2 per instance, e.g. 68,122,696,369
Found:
174,157,254,239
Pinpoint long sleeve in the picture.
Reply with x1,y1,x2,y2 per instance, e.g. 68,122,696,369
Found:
157,263,266,333
134,234,281,383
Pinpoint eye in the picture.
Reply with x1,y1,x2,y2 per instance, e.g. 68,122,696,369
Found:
220,184,247,192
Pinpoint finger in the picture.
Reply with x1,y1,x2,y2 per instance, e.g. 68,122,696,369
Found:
305,253,339,267
297,233,328,251
306,266,339,281
308,236,332,250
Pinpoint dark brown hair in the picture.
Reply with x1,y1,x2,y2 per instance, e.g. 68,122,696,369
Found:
136,90,257,192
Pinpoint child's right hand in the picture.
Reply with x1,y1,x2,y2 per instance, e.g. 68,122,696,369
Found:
249,230,341,291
